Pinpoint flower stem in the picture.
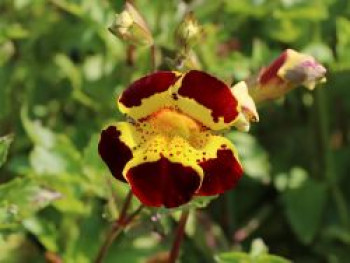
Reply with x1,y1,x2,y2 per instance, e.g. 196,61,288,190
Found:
126,45,135,67
150,44,156,72
169,208,190,263
94,191,143,263
119,190,133,221
314,88,349,229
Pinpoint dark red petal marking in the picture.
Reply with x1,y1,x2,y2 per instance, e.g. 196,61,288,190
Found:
196,149,243,196
178,70,239,123
126,157,201,208
119,71,179,108
259,50,288,85
98,126,132,182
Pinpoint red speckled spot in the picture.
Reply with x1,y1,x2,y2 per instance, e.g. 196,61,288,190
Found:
126,157,201,208
178,70,239,123
259,50,288,85
196,149,243,196
98,126,132,182
119,71,179,108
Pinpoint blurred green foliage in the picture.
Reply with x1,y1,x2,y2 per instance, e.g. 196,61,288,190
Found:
1,0,350,262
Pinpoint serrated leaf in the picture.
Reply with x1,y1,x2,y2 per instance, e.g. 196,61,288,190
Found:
282,178,327,244
0,135,13,168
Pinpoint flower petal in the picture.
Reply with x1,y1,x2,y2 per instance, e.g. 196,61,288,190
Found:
231,81,259,132
176,70,240,130
118,70,241,131
249,49,327,103
118,71,181,120
195,136,243,196
259,50,288,86
126,156,202,208
122,133,204,207
98,123,139,182
277,49,327,90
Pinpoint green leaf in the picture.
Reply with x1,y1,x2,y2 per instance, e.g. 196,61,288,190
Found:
250,238,268,258
216,252,251,263
30,141,82,177
54,53,97,109
227,132,270,184
0,135,13,168
23,217,59,252
21,107,56,149
0,179,61,228
190,195,219,208
224,0,269,18
282,178,327,244
256,255,291,263
303,42,334,64
216,240,291,263
274,167,308,192
336,17,350,69
266,18,302,43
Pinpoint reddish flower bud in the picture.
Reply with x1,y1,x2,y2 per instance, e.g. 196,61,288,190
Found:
247,49,327,103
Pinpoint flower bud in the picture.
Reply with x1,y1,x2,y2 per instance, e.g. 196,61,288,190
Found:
108,2,153,46
247,49,327,103
175,12,201,50
231,81,259,132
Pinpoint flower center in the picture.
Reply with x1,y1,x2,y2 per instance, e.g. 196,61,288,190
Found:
149,108,202,140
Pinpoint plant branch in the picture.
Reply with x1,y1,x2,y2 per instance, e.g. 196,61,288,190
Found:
169,208,190,263
94,191,143,263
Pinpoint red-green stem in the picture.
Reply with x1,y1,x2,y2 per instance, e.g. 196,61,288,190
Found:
126,45,135,67
94,191,143,263
169,208,190,263
150,44,156,72
119,190,133,221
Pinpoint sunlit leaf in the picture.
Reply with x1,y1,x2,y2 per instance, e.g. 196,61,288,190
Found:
0,135,13,168
216,252,251,263
0,179,61,228
23,217,58,252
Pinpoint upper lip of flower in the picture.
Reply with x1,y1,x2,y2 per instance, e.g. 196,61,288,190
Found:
99,70,257,208
118,70,245,131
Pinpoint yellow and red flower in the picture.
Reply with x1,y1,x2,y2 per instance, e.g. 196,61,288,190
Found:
247,49,327,103
99,70,258,208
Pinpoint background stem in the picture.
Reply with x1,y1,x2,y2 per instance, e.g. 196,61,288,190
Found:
169,208,190,263
150,44,156,72
95,190,136,263
314,88,349,229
